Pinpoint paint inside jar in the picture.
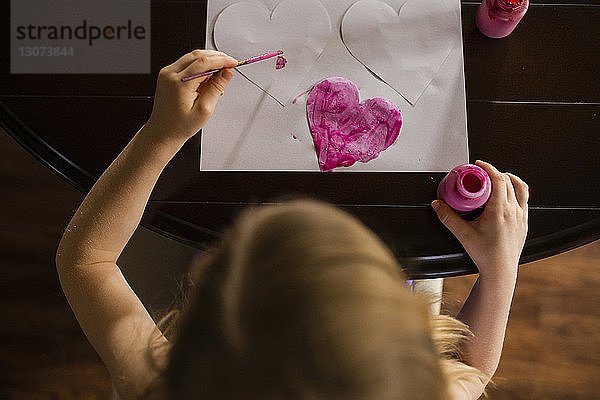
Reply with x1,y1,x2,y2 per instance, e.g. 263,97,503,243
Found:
437,164,492,215
462,173,483,193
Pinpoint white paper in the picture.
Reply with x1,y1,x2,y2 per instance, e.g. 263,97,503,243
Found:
342,0,458,105
201,0,468,172
213,0,332,105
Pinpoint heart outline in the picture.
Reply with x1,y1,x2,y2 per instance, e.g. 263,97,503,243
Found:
213,0,332,105
341,0,459,105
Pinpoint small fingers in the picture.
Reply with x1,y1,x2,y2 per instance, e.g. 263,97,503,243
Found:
166,49,237,74
178,54,238,85
431,200,472,240
194,68,234,115
506,172,529,209
475,160,506,204
504,173,517,203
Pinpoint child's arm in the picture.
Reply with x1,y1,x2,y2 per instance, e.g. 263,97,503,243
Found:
55,50,237,399
431,160,529,399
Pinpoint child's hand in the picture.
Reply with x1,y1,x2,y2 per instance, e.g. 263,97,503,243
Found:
146,49,238,144
431,160,529,279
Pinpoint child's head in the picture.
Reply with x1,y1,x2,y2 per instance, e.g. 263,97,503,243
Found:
154,200,475,399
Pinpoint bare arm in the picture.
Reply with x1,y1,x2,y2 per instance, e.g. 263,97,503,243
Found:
456,269,517,380
55,50,237,399
432,160,529,399
448,271,517,399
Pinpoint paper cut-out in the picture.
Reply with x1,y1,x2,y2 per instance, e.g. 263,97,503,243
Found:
213,0,331,104
306,77,402,171
341,0,459,105
201,0,469,172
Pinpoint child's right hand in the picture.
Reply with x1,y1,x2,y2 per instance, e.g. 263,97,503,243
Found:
145,49,238,145
431,160,529,279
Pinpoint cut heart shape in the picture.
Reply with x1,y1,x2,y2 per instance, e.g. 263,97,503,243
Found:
213,0,331,104
306,77,402,171
341,0,459,105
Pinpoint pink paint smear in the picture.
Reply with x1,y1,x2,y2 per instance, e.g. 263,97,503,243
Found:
275,55,287,69
292,88,311,104
306,77,402,171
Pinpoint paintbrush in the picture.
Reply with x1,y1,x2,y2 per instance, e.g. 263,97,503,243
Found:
180,50,284,82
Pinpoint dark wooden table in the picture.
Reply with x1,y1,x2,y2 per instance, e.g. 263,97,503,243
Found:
2,0,599,279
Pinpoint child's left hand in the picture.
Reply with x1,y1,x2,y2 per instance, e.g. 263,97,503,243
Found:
146,49,238,144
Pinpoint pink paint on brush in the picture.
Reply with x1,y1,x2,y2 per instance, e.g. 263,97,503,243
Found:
239,50,284,66
275,55,287,69
306,77,402,172
181,50,283,82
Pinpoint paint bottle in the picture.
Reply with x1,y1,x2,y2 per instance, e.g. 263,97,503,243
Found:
437,164,492,216
476,0,529,39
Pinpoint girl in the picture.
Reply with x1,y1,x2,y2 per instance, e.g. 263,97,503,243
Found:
56,50,529,400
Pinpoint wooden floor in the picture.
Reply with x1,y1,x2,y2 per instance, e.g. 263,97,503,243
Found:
1,128,599,399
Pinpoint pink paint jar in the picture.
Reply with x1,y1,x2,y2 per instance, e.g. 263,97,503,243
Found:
437,164,492,214
476,0,529,39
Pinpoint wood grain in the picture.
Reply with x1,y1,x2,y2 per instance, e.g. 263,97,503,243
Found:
443,241,600,399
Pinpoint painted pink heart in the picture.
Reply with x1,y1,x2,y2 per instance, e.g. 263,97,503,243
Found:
306,77,402,171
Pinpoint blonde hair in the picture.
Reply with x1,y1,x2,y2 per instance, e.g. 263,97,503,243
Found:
142,200,484,399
